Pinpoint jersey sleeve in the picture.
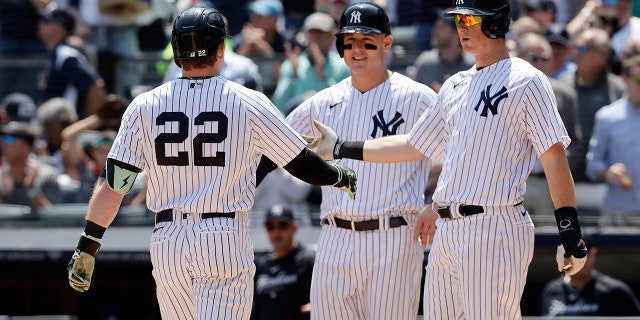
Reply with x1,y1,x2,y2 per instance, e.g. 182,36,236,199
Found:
523,74,571,156
407,87,446,160
107,96,146,171
285,97,319,136
249,93,307,167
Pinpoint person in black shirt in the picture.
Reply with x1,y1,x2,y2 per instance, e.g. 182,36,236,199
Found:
251,205,314,320
540,237,640,316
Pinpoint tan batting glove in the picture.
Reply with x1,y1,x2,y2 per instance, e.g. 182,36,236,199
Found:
553,207,588,276
67,234,101,292
305,120,338,160
555,243,587,276
68,249,96,292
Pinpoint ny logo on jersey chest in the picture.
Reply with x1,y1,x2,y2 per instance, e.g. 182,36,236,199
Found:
474,85,508,117
371,110,405,138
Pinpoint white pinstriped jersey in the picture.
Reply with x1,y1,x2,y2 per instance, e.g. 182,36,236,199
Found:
287,72,436,219
407,57,570,207
108,77,307,213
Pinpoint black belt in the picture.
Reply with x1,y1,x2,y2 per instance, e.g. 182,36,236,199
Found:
156,209,235,223
437,202,523,219
321,216,407,231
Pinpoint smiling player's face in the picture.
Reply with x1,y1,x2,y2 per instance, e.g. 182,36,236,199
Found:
342,33,390,75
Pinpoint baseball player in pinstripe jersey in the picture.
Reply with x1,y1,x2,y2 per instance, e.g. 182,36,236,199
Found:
287,3,436,319
307,0,590,319
65,7,357,320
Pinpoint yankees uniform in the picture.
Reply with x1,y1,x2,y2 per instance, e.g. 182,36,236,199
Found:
287,4,436,316
408,56,559,319
323,2,588,319
66,7,357,320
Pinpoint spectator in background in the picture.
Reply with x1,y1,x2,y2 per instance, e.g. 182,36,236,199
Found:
0,121,60,211
0,0,49,101
234,0,290,96
282,0,316,33
251,206,315,320
37,8,105,119
412,0,450,51
0,93,38,125
540,237,640,317
521,0,557,28
506,15,545,52
545,23,577,79
234,0,289,58
325,0,349,26
57,94,128,203
515,32,582,216
271,12,349,113
35,97,78,174
608,0,640,57
76,0,145,95
410,10,474,92
587,54,640,224
559,28,626,184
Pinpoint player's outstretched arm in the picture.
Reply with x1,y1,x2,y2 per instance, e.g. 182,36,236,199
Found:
540,142,588,276
68,176,128,292
282,148,357,200
307,120,424,163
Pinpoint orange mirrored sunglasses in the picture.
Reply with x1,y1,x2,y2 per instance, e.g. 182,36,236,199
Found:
454,14,483,27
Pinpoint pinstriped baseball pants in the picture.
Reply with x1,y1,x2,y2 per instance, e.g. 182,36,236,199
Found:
423,205,535,320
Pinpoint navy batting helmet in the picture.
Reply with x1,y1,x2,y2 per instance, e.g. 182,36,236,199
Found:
335,2,391,58
444,0,511,39
171,6,229,67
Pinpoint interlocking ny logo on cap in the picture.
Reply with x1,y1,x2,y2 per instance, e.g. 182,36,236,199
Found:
456,0,465,5
350,10,362,24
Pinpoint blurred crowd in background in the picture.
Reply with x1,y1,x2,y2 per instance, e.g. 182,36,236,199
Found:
0,0,639,227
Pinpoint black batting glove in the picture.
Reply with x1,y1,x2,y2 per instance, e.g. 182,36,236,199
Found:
331,162,357,200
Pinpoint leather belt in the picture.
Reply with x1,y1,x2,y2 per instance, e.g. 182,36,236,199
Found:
156,209,235,223
321,216,407,232
436,202,523,219
437,205,484,219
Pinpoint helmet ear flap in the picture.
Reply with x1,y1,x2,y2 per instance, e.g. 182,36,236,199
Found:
481,12,510,39
336,34,345,58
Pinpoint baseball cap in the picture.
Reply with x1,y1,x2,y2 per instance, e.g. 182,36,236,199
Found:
42,8,76,34
0,121,41,145
303,12,336,32
264,205,295,225
0,93,37,123
248,0,283,17
545,23,570,47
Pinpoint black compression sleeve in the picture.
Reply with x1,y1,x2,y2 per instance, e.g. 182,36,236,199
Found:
256,155,277,186
334,140,364,160
283,148,339,185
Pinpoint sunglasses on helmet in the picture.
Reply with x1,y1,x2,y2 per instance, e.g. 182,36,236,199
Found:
454,15,483,28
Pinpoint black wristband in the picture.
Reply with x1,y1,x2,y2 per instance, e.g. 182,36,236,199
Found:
76,235,101,256
84,220,107,239
553,207,582,240
334,140,364,160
